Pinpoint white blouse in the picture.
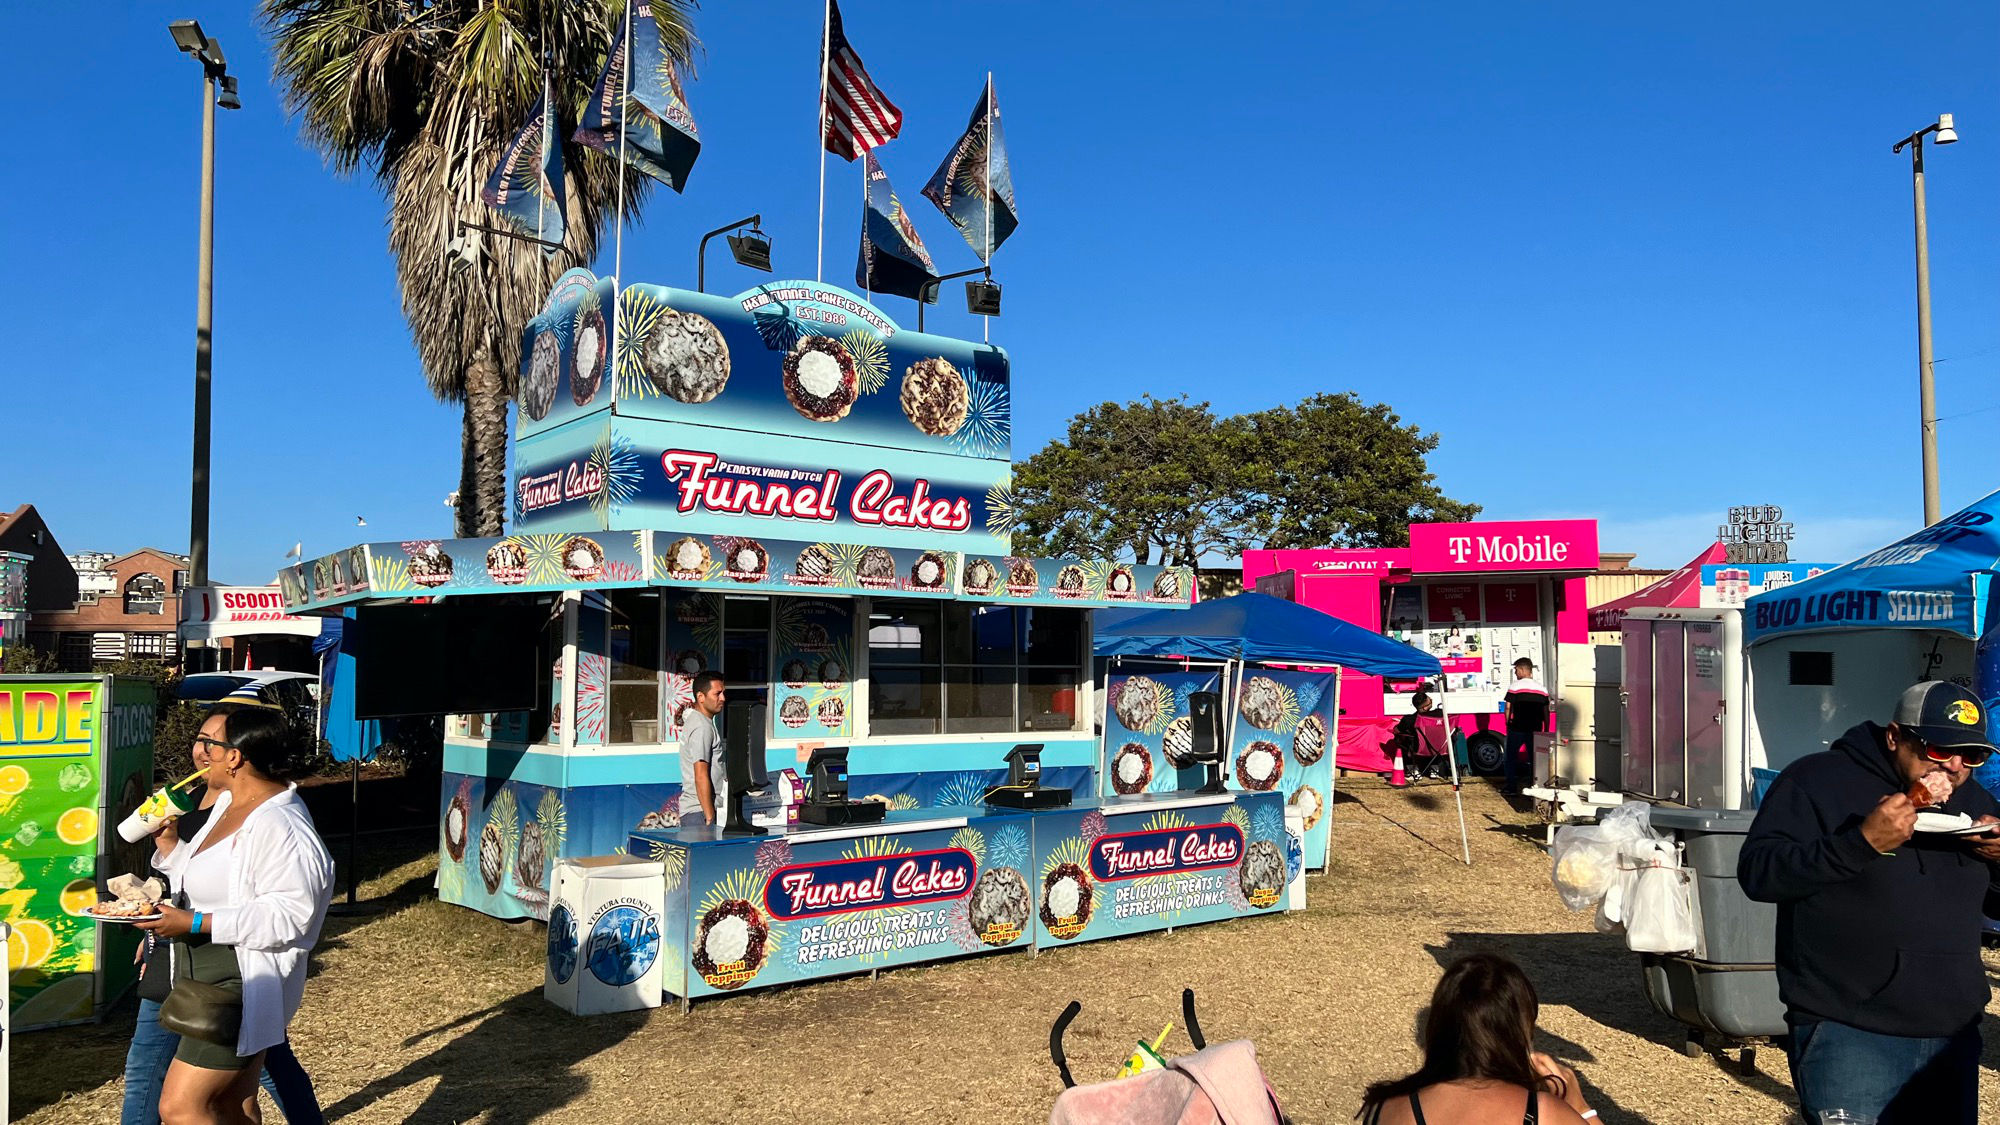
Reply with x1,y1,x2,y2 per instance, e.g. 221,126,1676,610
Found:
155,786,334,1057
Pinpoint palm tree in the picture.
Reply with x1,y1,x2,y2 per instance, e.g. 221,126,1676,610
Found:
262,1,698,537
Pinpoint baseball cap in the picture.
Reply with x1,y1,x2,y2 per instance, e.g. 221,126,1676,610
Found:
1893,681,1996,753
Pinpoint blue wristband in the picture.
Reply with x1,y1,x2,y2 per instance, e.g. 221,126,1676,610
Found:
192,910,203,934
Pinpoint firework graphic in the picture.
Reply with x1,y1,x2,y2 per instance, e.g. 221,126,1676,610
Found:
437,854,467,903
1223,805,1251,834
368,554,414,594
954,127,994,203
1223,867,1250,911
885,794,921,811
945,899,982,951
664,674,695,738
752,838,795,882
948,827,987,866
574,652,609,744
513,534,572,585
933,771,996,809
601,560,643,583
821,542,871,587
615,287,670,399
990,825,1029,871
641,839,691,891
587,426,644,526
949,379,1011,458
840,328,889,395
752,310,804,352
985,481,1017,539
1254,806,1286,844
1080,810,1107,845
1295,679,1327,718
536,790,568,854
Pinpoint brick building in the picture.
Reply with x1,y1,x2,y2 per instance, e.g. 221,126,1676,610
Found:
30,547,191,669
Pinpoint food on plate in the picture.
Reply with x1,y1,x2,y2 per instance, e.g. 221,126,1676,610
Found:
1908,771,1953,808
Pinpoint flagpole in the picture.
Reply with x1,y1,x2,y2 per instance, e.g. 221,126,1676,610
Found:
983,71,993,343
614,2,631,290
862,159,871,298
816,0,832,281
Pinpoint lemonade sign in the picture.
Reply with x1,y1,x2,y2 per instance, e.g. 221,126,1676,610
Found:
1,676,156,1029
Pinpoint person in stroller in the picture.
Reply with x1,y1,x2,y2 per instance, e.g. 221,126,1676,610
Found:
1358,953,1596,1124
1394,691,1448,780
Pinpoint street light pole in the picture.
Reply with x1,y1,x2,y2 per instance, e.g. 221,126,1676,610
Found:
1894,114,1957,527
170,20,238,603
193,65,216,588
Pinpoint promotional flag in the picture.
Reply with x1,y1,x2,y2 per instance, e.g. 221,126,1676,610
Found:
576,2,701,190
285,542,302,559
924,81,1018,261
856,152,937,301
821,0,902,161
480,72,567,250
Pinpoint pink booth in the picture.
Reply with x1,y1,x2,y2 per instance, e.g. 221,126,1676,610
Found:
1243,519,1599,776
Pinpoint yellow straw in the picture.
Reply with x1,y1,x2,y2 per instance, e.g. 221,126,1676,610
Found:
169,767,210,792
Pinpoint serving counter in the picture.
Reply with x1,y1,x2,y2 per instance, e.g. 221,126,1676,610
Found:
626,790,1289,1004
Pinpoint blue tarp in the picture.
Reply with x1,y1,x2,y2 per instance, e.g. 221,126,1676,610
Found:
316,612,381,763
1094,591,1442,679
1744,489,2000,644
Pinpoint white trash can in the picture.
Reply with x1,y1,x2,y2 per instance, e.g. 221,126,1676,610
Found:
545,856,666,1016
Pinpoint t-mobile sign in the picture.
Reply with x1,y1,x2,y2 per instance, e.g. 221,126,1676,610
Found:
1408,520,1599,574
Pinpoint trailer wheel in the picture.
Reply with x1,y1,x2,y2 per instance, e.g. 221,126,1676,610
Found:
1466,732,1507,776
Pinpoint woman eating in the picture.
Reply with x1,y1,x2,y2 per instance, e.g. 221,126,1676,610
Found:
1357,953,1597,1124
137,705,334,1125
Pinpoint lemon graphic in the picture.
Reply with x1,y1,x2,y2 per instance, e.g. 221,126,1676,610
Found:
61,878,98,915
56,807,98,846
0,856,23,889
5,918,54,969
0,764,27,796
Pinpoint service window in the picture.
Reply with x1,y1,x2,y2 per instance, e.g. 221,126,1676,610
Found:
868,602,1086,735
608,589,663,743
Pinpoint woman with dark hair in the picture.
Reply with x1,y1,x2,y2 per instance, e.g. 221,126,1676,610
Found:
1358,954,1597,1124
137,706,334,1125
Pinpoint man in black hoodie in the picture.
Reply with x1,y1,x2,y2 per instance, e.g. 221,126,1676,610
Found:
1740,680,2000,1123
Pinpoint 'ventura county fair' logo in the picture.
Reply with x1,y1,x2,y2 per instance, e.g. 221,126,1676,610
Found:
658,450,972,534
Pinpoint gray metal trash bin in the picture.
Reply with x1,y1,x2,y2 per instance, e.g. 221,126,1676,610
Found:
1639,806,1786,1057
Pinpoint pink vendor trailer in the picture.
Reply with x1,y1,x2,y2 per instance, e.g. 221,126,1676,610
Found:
1242,519,1599,777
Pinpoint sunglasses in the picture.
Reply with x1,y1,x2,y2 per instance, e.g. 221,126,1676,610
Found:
1902,732,1993,768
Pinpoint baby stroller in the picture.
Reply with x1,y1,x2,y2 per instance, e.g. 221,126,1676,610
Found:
1047,989,1291,1125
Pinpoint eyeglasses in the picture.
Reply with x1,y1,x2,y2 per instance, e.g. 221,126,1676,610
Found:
1905,734,1992,769
191,735,238,751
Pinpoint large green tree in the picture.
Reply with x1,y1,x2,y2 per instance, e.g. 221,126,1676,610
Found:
1238,392,1479,549
263,0,698,536
1012,392,1477,564
1013,397,1251,567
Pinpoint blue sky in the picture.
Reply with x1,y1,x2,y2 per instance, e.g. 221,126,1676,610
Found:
5,3,1995,583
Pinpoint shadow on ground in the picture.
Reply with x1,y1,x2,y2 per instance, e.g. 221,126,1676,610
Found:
1425,933,1800,1125
322,989,647,1122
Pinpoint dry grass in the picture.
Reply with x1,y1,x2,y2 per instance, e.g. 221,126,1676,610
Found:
17,776,2000,1123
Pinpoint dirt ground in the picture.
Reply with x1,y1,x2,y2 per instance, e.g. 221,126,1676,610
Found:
18,775,2000,1123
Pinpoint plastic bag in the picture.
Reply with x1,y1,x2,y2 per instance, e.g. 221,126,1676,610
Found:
1623,839,1697,954
1550,801,1655,912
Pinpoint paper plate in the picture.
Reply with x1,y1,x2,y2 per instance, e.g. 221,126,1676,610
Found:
1912,811,1991,834
65,905,164,924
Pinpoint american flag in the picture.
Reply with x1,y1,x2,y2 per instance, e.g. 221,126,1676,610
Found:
821,1,901,161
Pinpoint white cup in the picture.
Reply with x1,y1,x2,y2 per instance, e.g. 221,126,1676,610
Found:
117,787,195,844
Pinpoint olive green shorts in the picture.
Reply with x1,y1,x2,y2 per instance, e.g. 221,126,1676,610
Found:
172,942,256,1071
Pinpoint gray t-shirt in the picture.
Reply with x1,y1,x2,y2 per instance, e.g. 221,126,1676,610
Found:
677,708,726,822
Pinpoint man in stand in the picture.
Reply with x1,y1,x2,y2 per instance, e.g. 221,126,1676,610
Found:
678,672,727,827
1500,658,1549,795
1739,681,2000,1123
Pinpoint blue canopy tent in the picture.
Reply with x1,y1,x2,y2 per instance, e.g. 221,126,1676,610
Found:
1094,592,1470,863
1744,488,2000,787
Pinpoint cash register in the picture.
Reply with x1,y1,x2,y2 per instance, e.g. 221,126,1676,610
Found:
984,743,1072,809
800,746,886,826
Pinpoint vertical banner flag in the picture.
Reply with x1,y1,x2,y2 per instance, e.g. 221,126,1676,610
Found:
856,153,938,301
924,81,1018,261
576,2,701,191
482,71,568,250
821,0,902,161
